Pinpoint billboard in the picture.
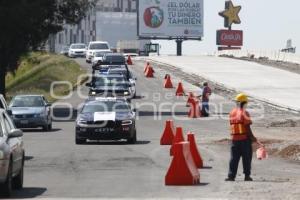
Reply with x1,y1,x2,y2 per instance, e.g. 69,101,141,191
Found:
138,0,204,39
216,29,243,46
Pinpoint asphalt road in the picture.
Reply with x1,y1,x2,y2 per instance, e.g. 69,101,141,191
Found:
11,58,300,199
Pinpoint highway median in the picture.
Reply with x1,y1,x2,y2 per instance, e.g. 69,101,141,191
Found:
5,52,87,102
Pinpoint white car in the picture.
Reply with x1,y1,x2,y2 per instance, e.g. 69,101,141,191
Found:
68,43,86,58
91,51,111,66
86,41,111,63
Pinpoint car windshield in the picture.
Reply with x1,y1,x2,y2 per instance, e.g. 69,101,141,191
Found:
90,43,109,50
93,77,128,87
82,101,131,113
103,56,125,63
10,96,44,107
95,52,106,57
71,44,86,49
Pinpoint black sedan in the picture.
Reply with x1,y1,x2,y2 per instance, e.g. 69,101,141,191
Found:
75,97,137,144
85,74,135,101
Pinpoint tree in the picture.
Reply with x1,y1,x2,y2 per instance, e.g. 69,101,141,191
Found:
0,0,97,96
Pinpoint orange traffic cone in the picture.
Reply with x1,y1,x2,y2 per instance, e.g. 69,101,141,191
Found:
144,62,150,73
188,99,201,118
186,92,195,106
187,132,203,168
170,127,185,156
160,120,175,145
176,82,185,96
164,75,173,88
145,66,154,78
127,55,133,65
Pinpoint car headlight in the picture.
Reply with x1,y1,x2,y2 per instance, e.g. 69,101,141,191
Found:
77,119,88,127
0,151,4,160
124,91,130,96
122,120,133,126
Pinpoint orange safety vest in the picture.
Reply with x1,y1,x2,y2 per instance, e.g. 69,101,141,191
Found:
229,108,252,140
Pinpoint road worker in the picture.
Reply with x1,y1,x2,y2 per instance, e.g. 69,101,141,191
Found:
198,82,212,117
225,93,262,181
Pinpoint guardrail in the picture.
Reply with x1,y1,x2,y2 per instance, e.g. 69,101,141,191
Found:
215,50,300,64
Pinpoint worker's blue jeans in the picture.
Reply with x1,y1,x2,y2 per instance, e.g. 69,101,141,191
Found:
202,101,209,117
228,139,253,179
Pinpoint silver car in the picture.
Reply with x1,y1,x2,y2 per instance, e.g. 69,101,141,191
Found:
0,109,24,197
9,95,52,131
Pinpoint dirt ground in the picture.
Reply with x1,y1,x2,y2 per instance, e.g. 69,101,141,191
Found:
148,59,300,162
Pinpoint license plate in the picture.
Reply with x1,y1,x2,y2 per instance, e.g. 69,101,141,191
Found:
95,128,115,133
20,120,28,124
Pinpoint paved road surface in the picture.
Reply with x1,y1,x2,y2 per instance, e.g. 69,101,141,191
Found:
12,58,300,199
148,56,300,112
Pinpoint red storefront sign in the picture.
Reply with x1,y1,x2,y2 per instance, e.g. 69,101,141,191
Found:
217,30,243,46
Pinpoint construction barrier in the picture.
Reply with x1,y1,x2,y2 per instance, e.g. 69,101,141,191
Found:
170,127,185,156
165,142,200,185
187,132,203,168
160,120,175,145
164,75,173,88
176,82,185,96
188,98,201,118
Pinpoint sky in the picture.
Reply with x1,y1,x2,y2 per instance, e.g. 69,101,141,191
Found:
157,0,300,55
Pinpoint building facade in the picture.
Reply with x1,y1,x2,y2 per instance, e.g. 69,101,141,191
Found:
49,0,145,53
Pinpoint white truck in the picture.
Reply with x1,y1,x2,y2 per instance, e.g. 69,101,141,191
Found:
116,40,140,57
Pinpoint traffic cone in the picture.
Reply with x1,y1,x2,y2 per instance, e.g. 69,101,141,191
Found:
160,120,175,145
187,132,203,168
145,66,154,78
170,127,185,156
144,62,150,73
164,74,170,79
164,75,173,88
127,55,133,65
165,142,200,185
176,82,185,96
188,99,201,118
186,92,195,106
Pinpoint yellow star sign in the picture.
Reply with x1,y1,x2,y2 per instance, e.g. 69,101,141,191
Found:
219,1,241,28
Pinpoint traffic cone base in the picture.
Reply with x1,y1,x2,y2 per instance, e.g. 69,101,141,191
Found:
165,142,200,185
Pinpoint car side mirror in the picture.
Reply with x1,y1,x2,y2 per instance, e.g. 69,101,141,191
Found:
6,109,12,116
8,129,23,139
85,83,92,87
46,103,52,107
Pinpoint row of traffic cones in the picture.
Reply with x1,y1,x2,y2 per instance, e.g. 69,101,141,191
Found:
161,120,204,185
164,74,202,118
143,61,201,118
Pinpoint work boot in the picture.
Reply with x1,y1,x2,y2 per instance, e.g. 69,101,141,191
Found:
225,177,235,181
244,176,253,181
